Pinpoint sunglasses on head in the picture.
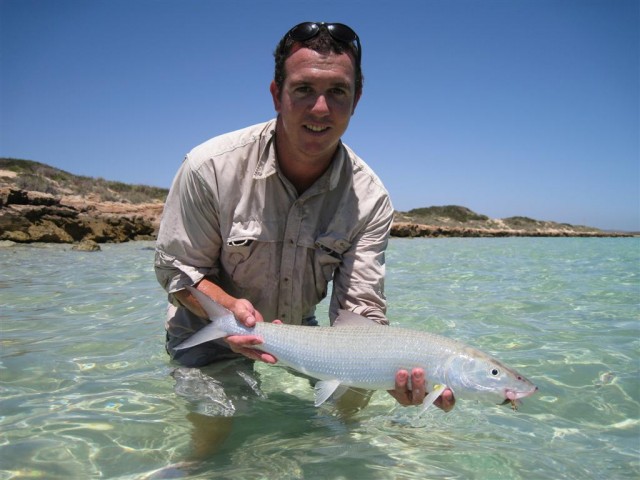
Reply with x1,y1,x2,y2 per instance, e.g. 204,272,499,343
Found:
284,22,362,68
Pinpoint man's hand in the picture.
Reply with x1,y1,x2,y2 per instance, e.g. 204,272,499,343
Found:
388,368,455,412
225,334,278,364
225,300,282,364
229,298,261,328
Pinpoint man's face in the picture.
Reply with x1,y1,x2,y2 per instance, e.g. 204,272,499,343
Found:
270,47,361,165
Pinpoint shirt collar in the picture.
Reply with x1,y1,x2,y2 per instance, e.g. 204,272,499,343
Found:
253,119,278,179
327,144,346,191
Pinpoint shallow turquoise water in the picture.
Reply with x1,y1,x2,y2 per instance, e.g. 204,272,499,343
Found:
1,238,638,479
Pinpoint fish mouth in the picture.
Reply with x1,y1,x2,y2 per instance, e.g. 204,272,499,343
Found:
504,385,538,401
501,385,538,410
501,386,538,410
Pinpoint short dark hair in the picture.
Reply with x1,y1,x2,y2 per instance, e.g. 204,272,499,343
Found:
273,28,363,98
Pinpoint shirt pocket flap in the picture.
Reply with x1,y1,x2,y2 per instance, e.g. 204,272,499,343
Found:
226,221,262,252
315,234,352,258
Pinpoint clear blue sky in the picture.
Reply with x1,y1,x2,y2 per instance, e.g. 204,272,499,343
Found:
1,0,638,231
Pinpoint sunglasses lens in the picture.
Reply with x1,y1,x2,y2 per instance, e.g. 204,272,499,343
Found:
326,23,357,44
288,22,319,42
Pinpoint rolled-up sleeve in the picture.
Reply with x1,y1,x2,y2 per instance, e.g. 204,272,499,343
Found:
154,155,221,295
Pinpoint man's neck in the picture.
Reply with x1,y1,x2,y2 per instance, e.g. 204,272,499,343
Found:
277,155,333,195
274,134,337,195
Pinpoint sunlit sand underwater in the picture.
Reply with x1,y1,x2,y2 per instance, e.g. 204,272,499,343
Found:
1,238,638,479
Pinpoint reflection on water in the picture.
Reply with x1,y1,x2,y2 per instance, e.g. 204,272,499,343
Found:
0,239,638,479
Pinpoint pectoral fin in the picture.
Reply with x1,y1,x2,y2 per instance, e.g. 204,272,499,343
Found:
419,384,447,414
314,379,349,406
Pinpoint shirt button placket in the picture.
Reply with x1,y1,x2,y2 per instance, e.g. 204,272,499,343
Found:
279,203,301,323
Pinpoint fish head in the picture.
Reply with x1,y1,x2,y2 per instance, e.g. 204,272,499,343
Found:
446,353,538,407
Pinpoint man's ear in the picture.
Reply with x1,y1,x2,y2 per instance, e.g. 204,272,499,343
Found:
270,80,281,113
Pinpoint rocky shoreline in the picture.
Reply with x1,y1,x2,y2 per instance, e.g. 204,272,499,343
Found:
0,159,634,247
390,222,631,238
0,187,163,249
0,186,633,249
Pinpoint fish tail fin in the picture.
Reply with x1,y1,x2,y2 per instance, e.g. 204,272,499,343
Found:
185,285,234,320
419,384,447,414
174,323,228,350
173,286,236,350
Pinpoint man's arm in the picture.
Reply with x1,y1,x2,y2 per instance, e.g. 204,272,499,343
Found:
329,194,394,323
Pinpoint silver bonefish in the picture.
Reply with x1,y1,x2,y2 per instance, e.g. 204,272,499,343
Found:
177,286,538,412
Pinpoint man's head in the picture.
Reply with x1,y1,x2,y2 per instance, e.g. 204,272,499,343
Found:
273,22,363,99
269,22,363,171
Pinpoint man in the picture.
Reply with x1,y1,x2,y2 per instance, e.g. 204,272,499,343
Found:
155,22,454,411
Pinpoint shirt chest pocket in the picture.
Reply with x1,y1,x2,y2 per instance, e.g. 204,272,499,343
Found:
222,221,279,286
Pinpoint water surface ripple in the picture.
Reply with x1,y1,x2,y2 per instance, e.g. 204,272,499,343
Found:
1,238,638,479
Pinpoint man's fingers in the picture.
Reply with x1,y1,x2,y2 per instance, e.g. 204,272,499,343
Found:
232,299,263,327
410,369,425,405
435,388,456,412
389,368,456,411
224,335,278,364
389,370,412,405
226,335,261,348
240,348,277,364
395,369,409,389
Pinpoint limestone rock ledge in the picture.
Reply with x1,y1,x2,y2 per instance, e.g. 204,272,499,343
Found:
0,187,163,244
1,186,632,244
390,222,631,238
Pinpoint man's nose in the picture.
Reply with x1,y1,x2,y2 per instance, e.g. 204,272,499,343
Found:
310,95,330,114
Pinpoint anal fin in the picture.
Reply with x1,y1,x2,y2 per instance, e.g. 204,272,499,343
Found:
314,379,349,406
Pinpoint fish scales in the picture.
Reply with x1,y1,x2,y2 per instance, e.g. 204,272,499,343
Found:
251,322,468,390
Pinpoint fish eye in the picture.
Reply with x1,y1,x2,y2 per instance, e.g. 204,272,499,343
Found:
491,368,500,376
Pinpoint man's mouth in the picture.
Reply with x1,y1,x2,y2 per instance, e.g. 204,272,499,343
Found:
304,124,329,133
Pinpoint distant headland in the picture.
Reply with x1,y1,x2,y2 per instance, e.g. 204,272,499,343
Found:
390,206,634,238
0,158,634,248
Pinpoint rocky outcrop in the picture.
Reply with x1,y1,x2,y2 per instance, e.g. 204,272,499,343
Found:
390,222,632,238
1,157,633,244
1,187,631,244
0,187,163,244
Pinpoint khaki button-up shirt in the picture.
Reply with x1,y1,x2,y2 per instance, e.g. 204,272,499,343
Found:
155,119,393,340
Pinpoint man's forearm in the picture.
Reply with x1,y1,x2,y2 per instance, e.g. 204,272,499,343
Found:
173,278,238,320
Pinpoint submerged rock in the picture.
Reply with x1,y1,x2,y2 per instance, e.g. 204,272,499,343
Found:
71,239,101,252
